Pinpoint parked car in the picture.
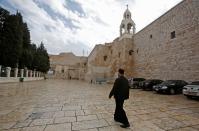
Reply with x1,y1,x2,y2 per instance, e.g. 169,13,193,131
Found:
142,79,163,90
139,81,145,89
183,81,199,98
153,80,188,94
128,78,133,87
129,78,145,88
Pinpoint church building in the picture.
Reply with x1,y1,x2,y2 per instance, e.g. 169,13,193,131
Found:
85,0,199,83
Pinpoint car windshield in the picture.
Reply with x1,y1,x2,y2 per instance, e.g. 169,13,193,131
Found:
145,80,152,82
133,78,145,81
190,81,199,85
161,80,176,85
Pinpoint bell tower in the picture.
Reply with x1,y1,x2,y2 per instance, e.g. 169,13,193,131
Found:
120,5,136,38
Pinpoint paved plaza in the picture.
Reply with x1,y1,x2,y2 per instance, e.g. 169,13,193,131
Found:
0,80,199,131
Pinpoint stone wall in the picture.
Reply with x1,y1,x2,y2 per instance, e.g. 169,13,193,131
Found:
86,0,199,82
49,52,87,80
133,0,199,81
111,38,134,77
85,44,111,82
85,38,134,82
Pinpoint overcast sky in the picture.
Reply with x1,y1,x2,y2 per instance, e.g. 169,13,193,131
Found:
0,0,183,56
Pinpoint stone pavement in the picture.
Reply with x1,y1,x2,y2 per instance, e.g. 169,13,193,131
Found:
0,79,199,131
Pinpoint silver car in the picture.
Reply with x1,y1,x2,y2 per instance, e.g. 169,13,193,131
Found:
183,81,199,98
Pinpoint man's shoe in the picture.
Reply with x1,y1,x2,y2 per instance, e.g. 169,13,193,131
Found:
120,124,130,128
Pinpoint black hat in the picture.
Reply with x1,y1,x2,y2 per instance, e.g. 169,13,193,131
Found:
118,68,124,74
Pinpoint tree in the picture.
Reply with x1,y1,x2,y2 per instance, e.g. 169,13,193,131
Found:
31,43,37,70
22,23,31,48
19,22,32,68
0,7,50,73
34,42,50,73
0,7,10,66
0,6,9,30
0,13,23,67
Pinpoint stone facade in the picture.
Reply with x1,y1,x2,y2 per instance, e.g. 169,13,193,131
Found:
85,38,134,82
85,5,136,82
85,44,111,82
86,0,199,82
49,52,87,80
133,0,199,81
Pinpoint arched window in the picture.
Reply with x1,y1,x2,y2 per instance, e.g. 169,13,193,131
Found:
127,23,132,33
127,14,130,19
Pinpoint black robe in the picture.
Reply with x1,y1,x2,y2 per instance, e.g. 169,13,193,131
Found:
109,76,130,100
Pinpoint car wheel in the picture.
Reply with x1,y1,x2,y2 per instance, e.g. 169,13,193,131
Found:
170,88,175,95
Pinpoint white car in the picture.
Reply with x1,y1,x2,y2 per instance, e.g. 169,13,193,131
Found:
183,81,199,98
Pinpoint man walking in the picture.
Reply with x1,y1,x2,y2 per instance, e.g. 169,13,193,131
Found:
109,68,130,128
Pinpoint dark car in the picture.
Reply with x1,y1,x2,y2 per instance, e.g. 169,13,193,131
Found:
153,80,188,94
142,79,163,90
129,78,145,88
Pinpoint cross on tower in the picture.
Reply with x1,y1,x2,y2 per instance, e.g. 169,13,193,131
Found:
126,4,128,9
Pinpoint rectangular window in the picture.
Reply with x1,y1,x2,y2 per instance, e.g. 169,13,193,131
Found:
171,31,176,39
104,56,107,61
150,34,152,39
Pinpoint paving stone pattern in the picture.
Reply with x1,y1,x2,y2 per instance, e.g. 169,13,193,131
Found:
0,80,199,131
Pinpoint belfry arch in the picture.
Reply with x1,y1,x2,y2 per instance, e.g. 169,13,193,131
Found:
120,5,136,37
